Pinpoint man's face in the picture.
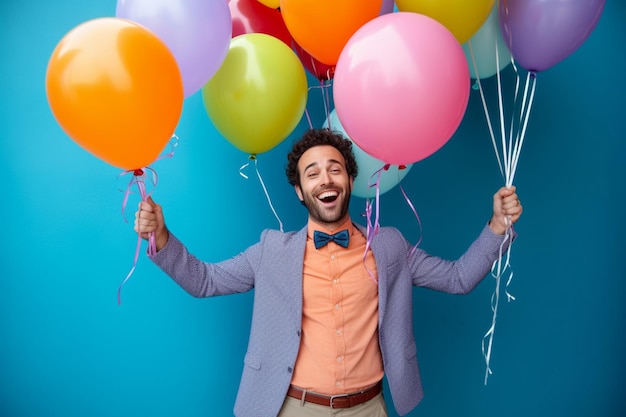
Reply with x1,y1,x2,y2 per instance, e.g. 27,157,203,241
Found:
295,145,353,229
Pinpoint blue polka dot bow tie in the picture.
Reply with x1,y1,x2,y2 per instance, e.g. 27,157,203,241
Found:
313,229,350,249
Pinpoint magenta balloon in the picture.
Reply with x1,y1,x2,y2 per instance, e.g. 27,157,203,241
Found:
333,12,469,166
498,0,605,72
116,0,232,97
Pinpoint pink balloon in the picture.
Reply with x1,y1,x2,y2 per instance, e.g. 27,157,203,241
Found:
333,12,470,165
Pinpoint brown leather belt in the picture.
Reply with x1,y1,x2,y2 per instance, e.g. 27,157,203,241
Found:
286,381,382,409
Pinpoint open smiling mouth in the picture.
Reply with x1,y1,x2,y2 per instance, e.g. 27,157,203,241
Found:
317,190,339,203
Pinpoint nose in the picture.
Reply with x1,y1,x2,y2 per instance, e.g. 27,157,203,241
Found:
319,169,333,185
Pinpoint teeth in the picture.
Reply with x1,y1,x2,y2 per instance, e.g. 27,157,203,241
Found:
318,191,338,200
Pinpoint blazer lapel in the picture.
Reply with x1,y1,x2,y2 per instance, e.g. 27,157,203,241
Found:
355,224,389,325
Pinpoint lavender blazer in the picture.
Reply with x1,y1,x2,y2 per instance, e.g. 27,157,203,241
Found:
151,223,512,417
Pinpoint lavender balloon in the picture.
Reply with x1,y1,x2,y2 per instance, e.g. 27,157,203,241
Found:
498,0,605,72
379,0,395,15
117,0,232,97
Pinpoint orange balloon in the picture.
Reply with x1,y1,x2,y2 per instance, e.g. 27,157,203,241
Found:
280,0,382,66
45,18,184,170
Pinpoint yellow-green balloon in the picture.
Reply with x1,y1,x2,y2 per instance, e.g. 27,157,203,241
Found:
396,0,495,44
202,33,308,155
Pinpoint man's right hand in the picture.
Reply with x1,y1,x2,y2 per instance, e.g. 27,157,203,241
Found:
134,196,169,252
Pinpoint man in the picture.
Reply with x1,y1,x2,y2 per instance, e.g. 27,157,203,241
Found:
135,129,522,417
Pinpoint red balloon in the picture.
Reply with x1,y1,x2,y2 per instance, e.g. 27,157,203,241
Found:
293,41,335,81
229,0,292,46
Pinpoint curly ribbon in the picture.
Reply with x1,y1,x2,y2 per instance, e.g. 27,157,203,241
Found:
117,167,157,305
155,133,179,162
304,79,333,130
116,134,179,305
398,174,423,258
361,164,419,284
361,165,386,284
239,155,284,232
468,37,536,384
481,223,514,384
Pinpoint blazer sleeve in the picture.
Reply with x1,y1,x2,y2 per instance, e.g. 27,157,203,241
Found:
149,231,264,297
404,223,516,294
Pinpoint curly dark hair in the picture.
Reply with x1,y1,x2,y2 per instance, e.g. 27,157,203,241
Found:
286,128,358,186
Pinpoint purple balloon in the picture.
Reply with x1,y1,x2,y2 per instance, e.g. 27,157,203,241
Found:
380,0,395,15
498,0,605,72
117,0,232,97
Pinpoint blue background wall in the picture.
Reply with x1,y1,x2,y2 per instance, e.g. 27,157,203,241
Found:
1,1,624,416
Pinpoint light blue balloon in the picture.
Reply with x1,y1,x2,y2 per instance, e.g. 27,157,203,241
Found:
462,4,511,79
324,109,412,199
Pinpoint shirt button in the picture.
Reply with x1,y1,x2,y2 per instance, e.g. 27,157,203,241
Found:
337,356,343,362
336,329,342,335
335,304,340,310
333,279,338,284
336,382,342,387
331,254,335,260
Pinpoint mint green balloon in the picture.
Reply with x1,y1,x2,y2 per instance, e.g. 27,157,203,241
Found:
462,5,511,79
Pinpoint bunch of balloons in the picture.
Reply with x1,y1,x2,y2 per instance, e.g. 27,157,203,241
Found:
45,0,606,173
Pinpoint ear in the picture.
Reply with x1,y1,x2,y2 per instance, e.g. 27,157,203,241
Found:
294,185,304,202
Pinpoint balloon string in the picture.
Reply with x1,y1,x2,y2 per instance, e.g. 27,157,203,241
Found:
304,81,333,131
115,138,178,305
472,37,532,383
398,179,423,257
239,159,251,179
468,40,504,179
253,157,283,232
119,166,158,222
304,107,314,130
323,80,332,124
481,43,512,384
154,134,179,162
505,57,522,185
239,156,283,232
507,73,536,187
304,84,321,130
482,223,514,385
320,79,329,123
495,40,511,183
362,165,387,284
117,168,158,305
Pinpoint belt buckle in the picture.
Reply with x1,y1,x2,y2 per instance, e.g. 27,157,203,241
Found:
329,393,350,409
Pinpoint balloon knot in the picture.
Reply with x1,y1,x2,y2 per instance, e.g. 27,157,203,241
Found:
530,71,537,79
133,169,144,176
398,164,407,170
249,154,257,161
383,164,391,171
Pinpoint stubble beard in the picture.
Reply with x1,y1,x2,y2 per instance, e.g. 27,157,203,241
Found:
302,187,351,226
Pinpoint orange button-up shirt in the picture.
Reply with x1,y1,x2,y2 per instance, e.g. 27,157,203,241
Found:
290,218,384,394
